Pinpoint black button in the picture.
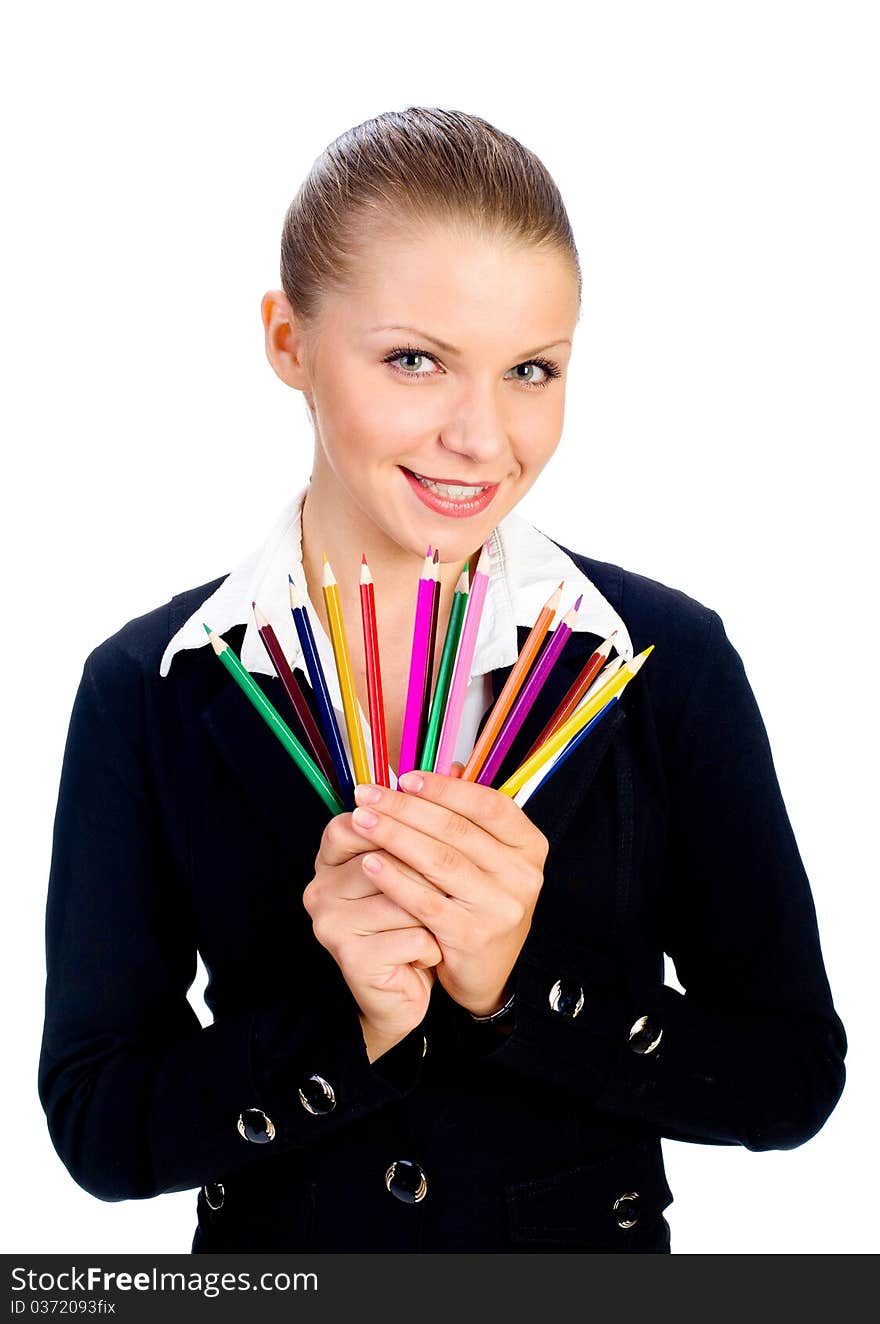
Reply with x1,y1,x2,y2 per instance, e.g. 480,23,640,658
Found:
384,1159,428,1204
548,978,585,1018
613,1191,640,1228
236,1107,276,1143
628,1014,663,1054
203,1181,224,1211
298,1074,336,1115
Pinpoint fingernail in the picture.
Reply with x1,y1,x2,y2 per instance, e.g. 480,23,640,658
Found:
355,783,381,805
399,772,424,792
353,807,378,828
362,853,382,874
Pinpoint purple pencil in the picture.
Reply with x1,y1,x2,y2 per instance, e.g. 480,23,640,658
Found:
398,547,437,776
434,543,491,776
476,594,583,786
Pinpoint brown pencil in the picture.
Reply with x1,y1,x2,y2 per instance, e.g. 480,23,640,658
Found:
252,602,341,792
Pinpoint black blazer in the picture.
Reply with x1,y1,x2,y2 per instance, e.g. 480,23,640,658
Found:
38,541,847,1253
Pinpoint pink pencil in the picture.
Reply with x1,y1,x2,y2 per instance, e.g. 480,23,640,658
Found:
434,544,491,776
398,547,438,776
476,594,582,786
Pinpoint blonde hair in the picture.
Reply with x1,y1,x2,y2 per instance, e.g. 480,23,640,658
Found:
280,106,581,324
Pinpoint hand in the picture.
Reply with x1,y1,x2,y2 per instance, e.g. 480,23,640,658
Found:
349,769,550,1017
303,814,444,1061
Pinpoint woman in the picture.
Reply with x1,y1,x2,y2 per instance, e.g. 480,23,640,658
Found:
38,106,846,1253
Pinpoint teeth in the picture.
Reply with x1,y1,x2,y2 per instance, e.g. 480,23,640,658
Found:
413,473,488,499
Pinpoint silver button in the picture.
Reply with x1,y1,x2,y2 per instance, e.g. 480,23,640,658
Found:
297,1074,336,1115
236,1107,276,1143
203,1181,224,1211
628,1014,663,1054
548,978,585,1018
613,1191,640,1228
385,1159,428,1204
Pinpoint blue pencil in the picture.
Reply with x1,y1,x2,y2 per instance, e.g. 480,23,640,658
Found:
516,695,619,807
289,574,356,811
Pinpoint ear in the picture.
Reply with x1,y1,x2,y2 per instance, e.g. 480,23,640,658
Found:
260,289,313,396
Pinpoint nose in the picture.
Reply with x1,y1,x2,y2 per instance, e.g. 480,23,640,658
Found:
437,380,511,470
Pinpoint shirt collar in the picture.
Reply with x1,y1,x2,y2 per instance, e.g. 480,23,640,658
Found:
159,482,633,679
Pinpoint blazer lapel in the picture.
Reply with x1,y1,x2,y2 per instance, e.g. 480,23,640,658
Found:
201,667,333,862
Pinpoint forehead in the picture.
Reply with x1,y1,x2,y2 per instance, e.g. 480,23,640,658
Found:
326,221,579,347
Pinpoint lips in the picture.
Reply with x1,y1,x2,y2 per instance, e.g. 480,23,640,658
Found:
400,466,500,518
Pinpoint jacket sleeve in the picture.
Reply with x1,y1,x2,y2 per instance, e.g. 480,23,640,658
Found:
38,643,426,1204
429,608,847,1152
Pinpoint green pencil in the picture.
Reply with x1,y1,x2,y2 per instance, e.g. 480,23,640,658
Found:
204,624,344,817
417,567,470,772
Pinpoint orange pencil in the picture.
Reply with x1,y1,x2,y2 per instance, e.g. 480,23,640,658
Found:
460,581,563,782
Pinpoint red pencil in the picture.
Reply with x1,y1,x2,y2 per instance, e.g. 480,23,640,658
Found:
359,555,390,787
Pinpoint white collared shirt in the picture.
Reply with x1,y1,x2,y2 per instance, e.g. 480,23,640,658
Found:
159,483,633,786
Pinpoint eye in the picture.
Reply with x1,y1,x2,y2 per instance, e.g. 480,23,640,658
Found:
504,357,562,389
383,345,442,378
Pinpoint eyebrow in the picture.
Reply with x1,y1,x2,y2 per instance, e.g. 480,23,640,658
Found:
367,324,572,360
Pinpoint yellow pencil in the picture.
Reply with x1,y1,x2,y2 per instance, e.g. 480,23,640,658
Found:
322,553,371,785
498,646,654,797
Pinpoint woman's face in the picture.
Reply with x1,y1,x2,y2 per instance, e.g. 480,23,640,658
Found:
283,220,579,565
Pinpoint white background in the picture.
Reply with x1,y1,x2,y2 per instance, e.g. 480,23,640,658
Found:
2,0,876,1256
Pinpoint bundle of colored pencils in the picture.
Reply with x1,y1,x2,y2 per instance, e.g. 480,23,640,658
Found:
204,541,653,818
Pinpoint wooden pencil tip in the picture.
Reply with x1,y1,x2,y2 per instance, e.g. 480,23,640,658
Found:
322,551,328,564
455,567,469,593
360,559,372,584
475,543,490,575
288,578,303,608
433,547,439,563
361,552,367,563
253,602,268,628
202,623,211,635
573,593,584,611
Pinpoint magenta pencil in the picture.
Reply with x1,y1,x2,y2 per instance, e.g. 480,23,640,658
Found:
398,547,437,776
476,594,582,786
434,544,491,776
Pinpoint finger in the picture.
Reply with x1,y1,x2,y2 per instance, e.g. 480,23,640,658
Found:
352,782,501,876
395,768,539,851
360,852,460,940
362,925,444,977
318,811,390,868
344,890,428,937
352,802,487,902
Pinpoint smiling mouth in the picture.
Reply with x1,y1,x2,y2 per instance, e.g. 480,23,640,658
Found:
402,467,499,497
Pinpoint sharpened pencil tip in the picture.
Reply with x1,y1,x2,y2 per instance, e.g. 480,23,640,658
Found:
202,623,211,635
322,551,328,564
362,552,367,563
253,602,268,628
433,548,439,563
573,593,583,611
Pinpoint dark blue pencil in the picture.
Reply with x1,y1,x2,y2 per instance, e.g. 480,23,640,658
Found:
289,574,356,811
516,695,619,806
